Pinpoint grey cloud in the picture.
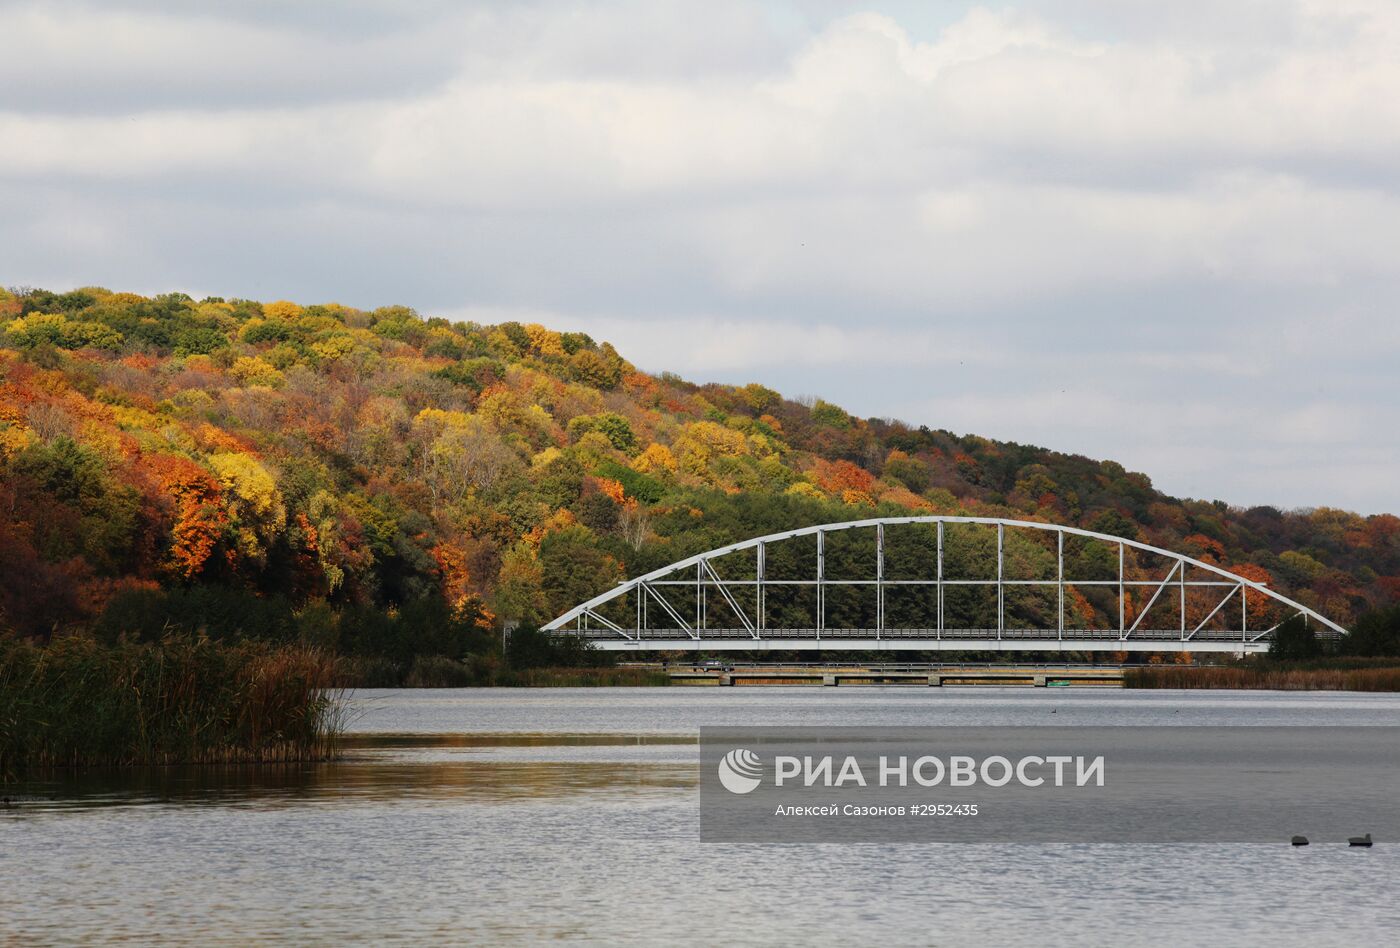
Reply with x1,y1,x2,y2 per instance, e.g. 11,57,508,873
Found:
0,4,464,113
0,0,792,115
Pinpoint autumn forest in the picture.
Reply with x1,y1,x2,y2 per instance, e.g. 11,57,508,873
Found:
1,285,1397,680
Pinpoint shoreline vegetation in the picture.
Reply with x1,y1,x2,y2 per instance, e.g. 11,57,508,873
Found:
343,653,670,688
0,635,342,776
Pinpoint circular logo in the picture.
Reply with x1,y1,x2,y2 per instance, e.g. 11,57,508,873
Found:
718,748,763,794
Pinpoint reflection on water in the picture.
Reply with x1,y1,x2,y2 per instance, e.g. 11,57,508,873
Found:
6,688,1400,946
6,733,697,812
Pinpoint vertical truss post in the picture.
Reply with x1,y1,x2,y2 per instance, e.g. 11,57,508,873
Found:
1179,560,1187,640
936,520,944,639
696,561,703,632
1242,585,1248,642
1057,530,1064,640
1118,542,1125,636
636,586,642,636
997,522,1004,640
816,529,825,639
757,541,766,634
876,523,884,638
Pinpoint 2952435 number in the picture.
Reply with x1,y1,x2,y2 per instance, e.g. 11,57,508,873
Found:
910,803,979,817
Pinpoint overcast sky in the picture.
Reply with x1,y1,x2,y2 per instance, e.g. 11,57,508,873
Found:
2,0,1397,514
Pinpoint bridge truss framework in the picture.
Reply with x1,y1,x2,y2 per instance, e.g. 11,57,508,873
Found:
542,517,1348,653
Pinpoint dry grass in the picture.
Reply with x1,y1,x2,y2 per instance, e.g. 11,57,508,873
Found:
336,656,669,687
497,666,671,687
1125,664,1400,691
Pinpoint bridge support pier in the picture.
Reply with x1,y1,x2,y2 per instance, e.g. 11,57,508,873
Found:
1034,675,1047,687
823,674,838,687
719,674,733,686
928,675,942,687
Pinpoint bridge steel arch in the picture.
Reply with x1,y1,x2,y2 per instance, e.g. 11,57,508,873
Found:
542,517,1349,653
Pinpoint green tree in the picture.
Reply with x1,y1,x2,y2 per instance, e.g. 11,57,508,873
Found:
567,412,637,452
1342,607,1400,657
569,349,622,389
1268,615,1322,660
9,437,140,573
505,625,612,668
538,526,623,618
810,399,851,428
884,455,930,492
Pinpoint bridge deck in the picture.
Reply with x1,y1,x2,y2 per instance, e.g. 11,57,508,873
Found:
577,629,1268,653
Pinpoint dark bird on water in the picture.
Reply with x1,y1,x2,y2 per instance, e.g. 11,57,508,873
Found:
1349,834,1373,847
1291,835,1309,846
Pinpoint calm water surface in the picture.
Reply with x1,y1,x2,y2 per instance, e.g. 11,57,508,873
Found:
5,688,1400,945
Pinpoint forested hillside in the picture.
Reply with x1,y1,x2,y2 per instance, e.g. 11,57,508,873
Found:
1,285,1395,664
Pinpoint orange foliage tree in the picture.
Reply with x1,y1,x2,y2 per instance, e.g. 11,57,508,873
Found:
146,455,228,579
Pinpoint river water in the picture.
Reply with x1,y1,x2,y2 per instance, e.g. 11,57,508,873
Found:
5,688,1400,945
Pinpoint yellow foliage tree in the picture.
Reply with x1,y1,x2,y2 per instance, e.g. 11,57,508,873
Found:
531,446,563,471
0,420,36,458
684,421,747,456
230,356,284,388
524,323,567,357
632,442,678,476
413,407,474,436
673,421,748,479
262,300,304,320
310,335,356,363
477,388,522,429
208,452,287,562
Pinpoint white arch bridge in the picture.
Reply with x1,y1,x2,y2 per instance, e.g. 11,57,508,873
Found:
542,517,1348,653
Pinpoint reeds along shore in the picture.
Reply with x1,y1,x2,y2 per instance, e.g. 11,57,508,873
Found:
0,634,343,774
1125,664,1400,691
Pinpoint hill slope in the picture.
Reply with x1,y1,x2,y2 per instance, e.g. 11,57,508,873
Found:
0,285,1394,649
